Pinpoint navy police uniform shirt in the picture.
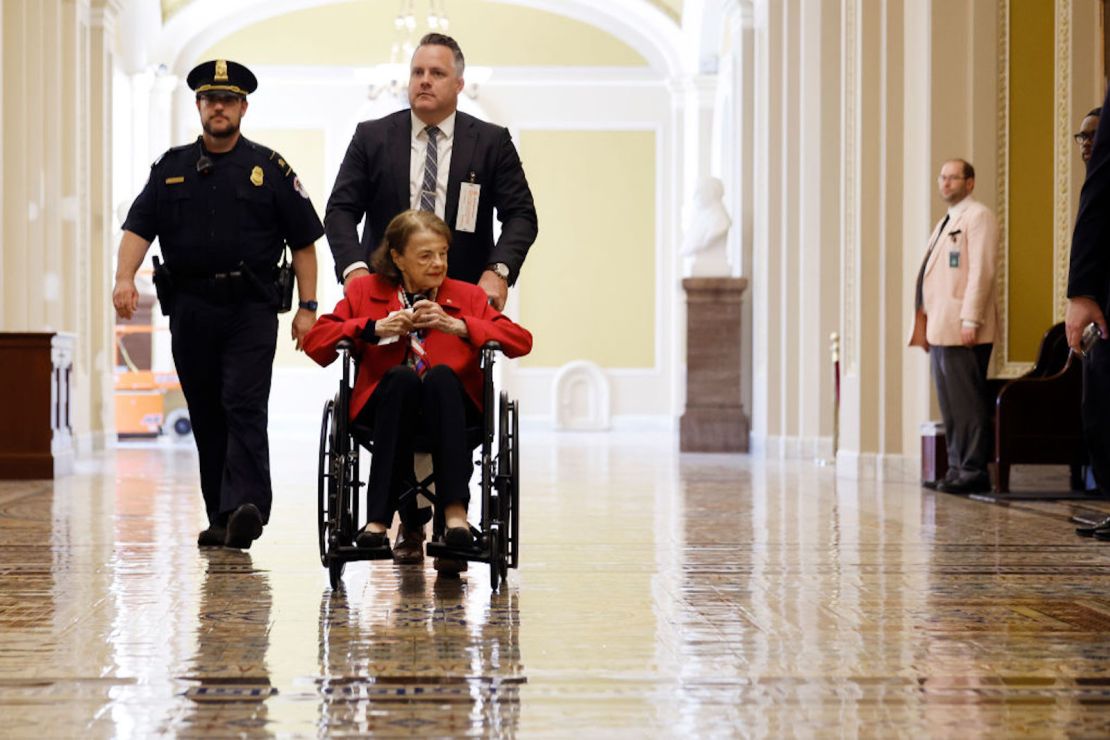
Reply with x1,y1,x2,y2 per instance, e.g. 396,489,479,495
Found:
123,136,324,277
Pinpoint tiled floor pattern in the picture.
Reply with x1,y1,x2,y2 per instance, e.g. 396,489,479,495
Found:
3,432,1110,736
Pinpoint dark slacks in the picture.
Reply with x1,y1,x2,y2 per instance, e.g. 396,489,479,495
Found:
1083,337,1110,493
930,343,993,482
354,364,480,527
170,292,278,526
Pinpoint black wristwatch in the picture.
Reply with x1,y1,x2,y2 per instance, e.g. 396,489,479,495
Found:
298,300,318,312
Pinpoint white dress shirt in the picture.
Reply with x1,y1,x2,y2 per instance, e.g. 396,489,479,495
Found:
409,110,455,219
944,196,981,330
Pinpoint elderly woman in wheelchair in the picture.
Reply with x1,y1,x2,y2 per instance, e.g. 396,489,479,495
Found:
303,210,531,582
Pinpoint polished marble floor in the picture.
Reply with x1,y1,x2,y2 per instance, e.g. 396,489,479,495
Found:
4,429,1110,737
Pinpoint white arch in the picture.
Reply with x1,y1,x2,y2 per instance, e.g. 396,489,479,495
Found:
141,0,689,79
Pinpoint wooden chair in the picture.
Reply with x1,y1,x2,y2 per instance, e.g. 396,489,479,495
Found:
991,323,1085,492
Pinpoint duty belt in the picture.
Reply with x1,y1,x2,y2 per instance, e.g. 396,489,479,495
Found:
176,270,272,304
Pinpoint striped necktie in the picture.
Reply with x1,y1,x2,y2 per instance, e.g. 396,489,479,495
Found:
419,126,441,213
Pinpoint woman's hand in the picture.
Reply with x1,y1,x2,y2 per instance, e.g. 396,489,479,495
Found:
375,310,415,338
412,300,468,337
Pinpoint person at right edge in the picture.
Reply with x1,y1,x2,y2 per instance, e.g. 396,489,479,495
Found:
909,159,999,495
1069,92,1110,539
325,32,538,571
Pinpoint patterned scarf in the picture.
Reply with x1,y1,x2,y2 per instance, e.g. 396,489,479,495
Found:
399,289,430,377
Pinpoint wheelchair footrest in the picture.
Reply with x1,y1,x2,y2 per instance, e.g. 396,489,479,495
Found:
426,540,493,563
329,544,395,562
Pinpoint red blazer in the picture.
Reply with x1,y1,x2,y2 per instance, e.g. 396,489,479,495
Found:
303,275,533,420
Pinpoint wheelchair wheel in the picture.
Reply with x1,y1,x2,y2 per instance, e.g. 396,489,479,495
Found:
317,398,335,566
330,410,357,551
488,524,501,590
497,393,520,570
328,557,345,590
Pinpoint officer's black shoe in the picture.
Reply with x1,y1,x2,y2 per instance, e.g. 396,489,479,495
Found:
197,525,227,548
1094,528,1110,542
1078,517,1110,537
225,504,264,549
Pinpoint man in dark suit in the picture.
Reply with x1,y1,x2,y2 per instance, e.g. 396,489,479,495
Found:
324,33,537,569
1069,89,1110,538
325,32,537,312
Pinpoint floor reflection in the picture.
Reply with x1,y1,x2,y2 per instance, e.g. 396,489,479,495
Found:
178,550,275,737
316,568,522,736
5,433,1110,735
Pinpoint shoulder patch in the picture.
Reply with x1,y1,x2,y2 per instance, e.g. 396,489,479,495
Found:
293,176,310,199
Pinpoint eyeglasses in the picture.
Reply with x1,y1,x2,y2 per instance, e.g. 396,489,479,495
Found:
937,175,966,183
1074,131,1096,144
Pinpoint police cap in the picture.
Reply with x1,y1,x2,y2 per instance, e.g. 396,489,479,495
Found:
186,59,257,98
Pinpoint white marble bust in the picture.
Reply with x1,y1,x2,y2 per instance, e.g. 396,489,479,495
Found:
682,177,732,277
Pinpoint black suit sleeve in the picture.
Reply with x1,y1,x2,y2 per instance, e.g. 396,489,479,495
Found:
325,123,373,283
488,127,538,285
1069,85,1110,312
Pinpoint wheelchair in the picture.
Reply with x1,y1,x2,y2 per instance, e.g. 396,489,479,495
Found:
317,339,520,591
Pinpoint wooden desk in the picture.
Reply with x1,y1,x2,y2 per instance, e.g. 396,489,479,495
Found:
0,332,75,479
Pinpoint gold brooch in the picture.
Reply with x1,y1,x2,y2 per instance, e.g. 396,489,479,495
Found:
250,166,264,187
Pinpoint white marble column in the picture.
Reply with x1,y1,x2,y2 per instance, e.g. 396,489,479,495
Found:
87,0,122,449
2,1,31,330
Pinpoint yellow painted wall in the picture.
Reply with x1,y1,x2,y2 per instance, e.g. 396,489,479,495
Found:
1007,1,1055,363
198,1,647,68
245,128,329,369
651,0,683,23
517,130,656,369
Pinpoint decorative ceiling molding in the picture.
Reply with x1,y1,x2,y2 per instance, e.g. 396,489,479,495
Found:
150,0,689,79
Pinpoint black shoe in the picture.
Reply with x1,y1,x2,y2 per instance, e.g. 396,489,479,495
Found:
1079,517,1110,537
355,526,390,549
444,525,474,550
392,526,425,563
936,477,991,494
197,525,226,548
1094,529,1110,542
224,504,264,549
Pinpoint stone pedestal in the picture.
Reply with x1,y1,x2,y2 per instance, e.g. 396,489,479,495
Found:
680,278,750,452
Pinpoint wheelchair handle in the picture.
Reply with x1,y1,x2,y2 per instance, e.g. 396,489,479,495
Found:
481,341,502,353
336,338,355,353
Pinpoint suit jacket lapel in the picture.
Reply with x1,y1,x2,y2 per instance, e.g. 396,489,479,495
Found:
446,113,478,230
387,112,412,214
925,214,954,275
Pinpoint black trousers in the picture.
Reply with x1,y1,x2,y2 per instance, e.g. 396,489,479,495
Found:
930,343,993,482
354,365,480,528
1083,336,1110,494
170,292,278,526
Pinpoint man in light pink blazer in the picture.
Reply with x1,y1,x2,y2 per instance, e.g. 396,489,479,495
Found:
909,159,999,493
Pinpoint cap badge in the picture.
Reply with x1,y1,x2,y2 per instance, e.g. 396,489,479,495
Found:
215,60,229,82
250,166,264,187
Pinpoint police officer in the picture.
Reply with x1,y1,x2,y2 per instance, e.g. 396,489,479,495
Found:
111,60,324,549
